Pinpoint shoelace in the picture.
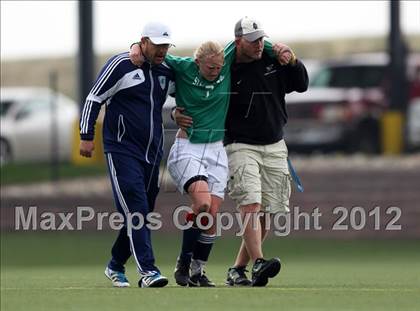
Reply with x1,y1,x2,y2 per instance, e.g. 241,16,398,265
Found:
253,260,265,272
145,272,159,279
113,272,128,282
237,268,249,278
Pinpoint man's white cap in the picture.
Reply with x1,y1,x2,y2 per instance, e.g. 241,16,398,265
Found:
142,22,175,46
234,17,268,42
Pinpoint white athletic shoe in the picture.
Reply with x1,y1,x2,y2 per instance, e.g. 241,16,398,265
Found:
104,267,130,287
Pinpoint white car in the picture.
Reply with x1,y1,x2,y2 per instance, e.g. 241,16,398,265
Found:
0,87,79,165
284,53,420,153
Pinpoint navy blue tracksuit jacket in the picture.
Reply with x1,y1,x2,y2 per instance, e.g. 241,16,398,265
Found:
79,52,174,274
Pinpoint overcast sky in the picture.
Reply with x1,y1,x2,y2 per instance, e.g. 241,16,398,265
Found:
1,0,419,60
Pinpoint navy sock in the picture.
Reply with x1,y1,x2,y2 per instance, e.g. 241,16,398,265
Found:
179,226,201,264
192,233,216,263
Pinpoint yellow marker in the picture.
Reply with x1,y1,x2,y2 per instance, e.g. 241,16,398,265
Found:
71,119,105,165
381,111,404,155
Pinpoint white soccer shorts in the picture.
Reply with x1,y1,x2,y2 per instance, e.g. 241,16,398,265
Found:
167,138,228,199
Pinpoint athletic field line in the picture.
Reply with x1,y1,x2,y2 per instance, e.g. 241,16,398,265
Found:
1,286,419,292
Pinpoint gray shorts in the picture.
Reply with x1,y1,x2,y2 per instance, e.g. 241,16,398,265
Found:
226,140,291,213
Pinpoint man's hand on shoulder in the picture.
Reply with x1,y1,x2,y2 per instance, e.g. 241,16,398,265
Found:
272,43,296,66
129,43,145,67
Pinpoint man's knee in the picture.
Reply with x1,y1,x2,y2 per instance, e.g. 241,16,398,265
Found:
240,203,261,214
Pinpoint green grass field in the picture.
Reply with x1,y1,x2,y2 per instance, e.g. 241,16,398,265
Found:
1,233,419,311
1,162,107,185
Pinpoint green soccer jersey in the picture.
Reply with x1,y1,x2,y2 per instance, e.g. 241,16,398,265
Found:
164,41,274,143
164,42,236,143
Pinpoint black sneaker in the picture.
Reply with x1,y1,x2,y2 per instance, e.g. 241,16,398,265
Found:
226,266,252,286
188,272,215,287
251,258,281,287
174,258,190,286
138,272,168,288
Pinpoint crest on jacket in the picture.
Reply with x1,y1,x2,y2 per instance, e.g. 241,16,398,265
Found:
158,76,166,90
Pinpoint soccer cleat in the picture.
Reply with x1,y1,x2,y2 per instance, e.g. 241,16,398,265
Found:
174,258,190,286
104,266,130,287
251,257,281,287
188,272,215,287
138,272,169,288
226,266,252,286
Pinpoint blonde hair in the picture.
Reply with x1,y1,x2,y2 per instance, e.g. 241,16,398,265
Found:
194,41,224,61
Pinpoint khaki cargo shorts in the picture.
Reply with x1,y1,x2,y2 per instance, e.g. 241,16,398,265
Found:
226,140,291,213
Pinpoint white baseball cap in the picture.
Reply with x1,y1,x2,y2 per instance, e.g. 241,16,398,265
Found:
142,22,175,46
234,17,268,42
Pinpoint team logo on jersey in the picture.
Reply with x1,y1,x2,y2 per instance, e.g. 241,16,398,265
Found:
264,64,276,76
266,64,274,72
193,76,204,87
158,76,166,90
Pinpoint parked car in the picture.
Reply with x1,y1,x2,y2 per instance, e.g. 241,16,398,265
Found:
301,58,322,82
0,87,79,165
284,53,420,153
